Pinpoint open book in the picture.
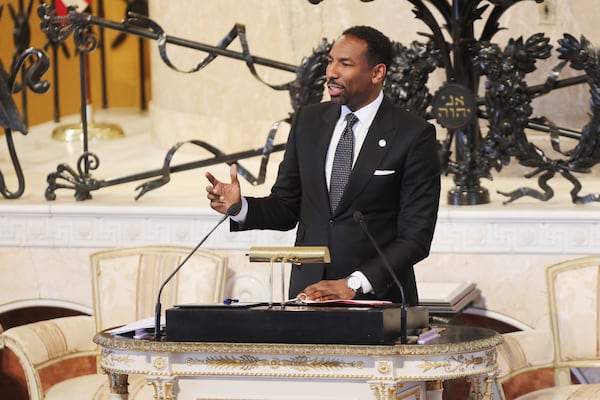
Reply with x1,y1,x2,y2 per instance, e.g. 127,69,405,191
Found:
286,296,393,307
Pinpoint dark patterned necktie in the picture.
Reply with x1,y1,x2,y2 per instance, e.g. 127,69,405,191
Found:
329,113,358,212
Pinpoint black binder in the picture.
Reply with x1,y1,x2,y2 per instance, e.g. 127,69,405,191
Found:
165,303,428,345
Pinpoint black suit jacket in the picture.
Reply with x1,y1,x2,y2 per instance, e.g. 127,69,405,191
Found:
233,98,441,305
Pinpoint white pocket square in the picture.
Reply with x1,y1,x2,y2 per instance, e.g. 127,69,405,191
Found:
374,169,395,176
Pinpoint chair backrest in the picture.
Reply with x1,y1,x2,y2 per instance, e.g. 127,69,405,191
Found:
546,256,600,385
90,245,227,332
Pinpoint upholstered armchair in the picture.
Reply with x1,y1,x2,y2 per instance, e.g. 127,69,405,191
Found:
0,245,227,400
495,256,600,399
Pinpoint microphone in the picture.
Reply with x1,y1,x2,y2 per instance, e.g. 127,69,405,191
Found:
153,203,240,341
353,211,408,344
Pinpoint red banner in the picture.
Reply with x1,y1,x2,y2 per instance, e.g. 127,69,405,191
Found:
55,0,92,16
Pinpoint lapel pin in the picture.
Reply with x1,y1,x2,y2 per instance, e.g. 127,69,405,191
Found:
378,139,387,148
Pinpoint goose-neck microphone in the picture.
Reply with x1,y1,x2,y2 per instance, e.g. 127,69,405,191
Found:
353,210,408,344
153,203,240,341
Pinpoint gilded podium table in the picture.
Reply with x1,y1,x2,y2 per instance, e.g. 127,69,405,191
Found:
94,325,502,400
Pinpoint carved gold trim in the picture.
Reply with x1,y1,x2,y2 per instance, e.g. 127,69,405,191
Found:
153,356,167,371
417,349,496,374
186,354,364,371
94,328,503,358
376,360,392,375
370,382,420,400
380,369,499,383
97,363,497,382
102,349,134,367
147,376,175,400
96,361,382,379
370,382,398,400
107,372,128,395
467,373,497,400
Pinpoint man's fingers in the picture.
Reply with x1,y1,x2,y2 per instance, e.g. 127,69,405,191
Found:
205,188,220,201
302,279,351,301
205,171,219,186
230,164,239,185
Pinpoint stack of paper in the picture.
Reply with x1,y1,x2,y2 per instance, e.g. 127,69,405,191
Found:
418,281,480,314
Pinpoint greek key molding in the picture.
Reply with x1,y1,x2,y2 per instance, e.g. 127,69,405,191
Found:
2,204,599,255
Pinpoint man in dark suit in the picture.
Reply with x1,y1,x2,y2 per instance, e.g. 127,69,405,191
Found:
206,26,440,305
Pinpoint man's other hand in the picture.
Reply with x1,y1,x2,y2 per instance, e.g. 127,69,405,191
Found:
301,279,356,301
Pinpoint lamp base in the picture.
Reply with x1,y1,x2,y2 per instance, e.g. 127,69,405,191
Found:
51,120,125,141
51,105,125,141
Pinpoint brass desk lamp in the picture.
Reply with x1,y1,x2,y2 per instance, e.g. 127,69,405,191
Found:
248,246,330,308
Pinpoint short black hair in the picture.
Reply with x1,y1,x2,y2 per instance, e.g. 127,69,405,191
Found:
342,26,393,71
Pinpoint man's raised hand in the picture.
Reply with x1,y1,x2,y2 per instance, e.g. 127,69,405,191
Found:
205,164,242,215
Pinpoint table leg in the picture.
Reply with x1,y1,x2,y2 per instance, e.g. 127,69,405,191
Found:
107,372,129,399
369,381,399,399
467,374,495,400
147,376,176,400
369,381,427,399
426,380,443,400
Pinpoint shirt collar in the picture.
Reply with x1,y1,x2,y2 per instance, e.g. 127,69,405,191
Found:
339,91,384,129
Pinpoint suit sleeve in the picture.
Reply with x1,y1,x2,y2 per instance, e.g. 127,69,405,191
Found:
361,122,441,299
231,108,304,232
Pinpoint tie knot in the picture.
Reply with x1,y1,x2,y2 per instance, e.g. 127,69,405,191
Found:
345,113,358,128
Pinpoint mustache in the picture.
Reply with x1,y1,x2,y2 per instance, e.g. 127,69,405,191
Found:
327,79,342,86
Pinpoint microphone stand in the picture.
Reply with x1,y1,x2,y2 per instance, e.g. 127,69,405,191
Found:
153,203,240,341
353,211,408,344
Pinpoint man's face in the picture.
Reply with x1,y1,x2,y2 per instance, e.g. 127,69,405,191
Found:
326,34,384,111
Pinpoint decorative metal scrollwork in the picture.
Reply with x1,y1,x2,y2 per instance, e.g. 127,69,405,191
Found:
38,3,90,44
45,152,101,201
473,32,600,204
6,1,600,205
308,0,600,205
385,39,442,117
133,40,332,199
37,2,330,200
0,48,50,199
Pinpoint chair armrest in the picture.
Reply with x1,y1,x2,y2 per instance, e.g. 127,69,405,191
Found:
0,315,96,400
496,329,554,382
